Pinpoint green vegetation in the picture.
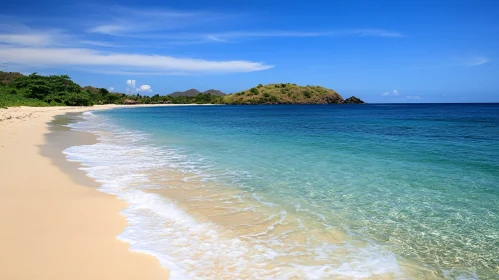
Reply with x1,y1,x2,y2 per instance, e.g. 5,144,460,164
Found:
0,71,224,108
1,73,93,108
224,83,345,104
0,71,364,108
0,88,50,108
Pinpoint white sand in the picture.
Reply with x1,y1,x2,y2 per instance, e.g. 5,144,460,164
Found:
0,105,171,280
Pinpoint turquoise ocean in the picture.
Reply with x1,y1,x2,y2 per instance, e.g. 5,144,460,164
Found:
65,104,499,279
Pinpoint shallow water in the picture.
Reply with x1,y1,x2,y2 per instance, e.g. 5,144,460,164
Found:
65,104,499,279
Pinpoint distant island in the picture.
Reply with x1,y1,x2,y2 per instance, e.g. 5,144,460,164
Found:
225,84,351,104
0,71,364,108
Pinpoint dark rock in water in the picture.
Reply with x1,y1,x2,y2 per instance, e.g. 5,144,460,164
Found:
343,96,365,104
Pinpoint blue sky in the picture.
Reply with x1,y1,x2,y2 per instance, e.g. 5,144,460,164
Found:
0,0,498,102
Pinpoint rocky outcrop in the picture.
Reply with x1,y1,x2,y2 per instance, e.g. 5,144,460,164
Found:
343,96,365,104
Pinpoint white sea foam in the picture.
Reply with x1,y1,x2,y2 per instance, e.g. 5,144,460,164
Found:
63,112,407,279
82,111,96,117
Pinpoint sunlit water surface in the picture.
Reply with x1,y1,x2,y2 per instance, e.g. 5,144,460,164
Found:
65,104,499,279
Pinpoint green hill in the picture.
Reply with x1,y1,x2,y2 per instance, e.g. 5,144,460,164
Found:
224,83,348,104
202,89,226,96
169,89,201,97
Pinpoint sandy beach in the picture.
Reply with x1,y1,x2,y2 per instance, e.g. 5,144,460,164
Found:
0,106,169,280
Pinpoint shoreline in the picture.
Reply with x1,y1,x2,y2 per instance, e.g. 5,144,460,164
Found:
0,105,178,280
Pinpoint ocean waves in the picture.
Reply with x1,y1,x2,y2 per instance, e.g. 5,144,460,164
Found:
64,110,407,279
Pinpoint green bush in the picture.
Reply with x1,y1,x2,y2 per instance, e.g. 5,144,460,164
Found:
0,87,50,108
12,73,81,100
0,73,97,107
268,95,278,103
63,92,94,106
249,87,259,95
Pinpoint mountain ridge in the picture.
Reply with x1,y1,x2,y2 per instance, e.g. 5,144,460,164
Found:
169,89,226,97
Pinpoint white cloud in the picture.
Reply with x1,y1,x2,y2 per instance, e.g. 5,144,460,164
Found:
0,47,273,73
137,84,152,92
126,79,136,88
382,90,399,96
108,87,114,91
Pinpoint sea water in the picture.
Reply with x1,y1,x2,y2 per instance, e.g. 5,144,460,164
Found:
65,104,499,279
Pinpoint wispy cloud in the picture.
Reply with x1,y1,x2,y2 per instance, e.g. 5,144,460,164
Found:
0,6,404,47
0,5,403,76
344,29,403,37
0,28,117,48
406,95,422,100
86,6,225,36
0,47,273,73
88,25,127,35
179,29,403,44
466,56,489,67
382,90,399,96
410,56,490,70
112,29,403,42
78,40,121,48
206,35,230,43
202,31,328,43
0,31,66,46
84,69,190,76
0,34,51,46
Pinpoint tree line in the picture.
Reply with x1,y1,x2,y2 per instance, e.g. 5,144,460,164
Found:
0,72,224,108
